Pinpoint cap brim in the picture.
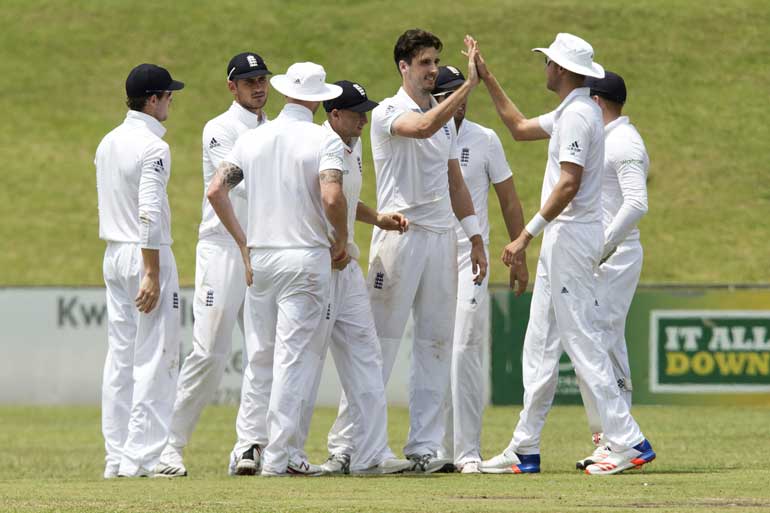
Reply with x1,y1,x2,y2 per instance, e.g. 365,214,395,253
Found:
270,75,343,101
432,77,465,95
231,69,273,80
345,99,379,113
168,80,185,91
531,48,605,79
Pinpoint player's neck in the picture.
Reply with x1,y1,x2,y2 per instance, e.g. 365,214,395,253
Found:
403,81,432,111
603,111,620,126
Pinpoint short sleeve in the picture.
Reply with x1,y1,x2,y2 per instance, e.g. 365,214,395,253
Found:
319,132,345,173
538,110,556,136
557,110,591,167
223,135,246,171
202,122,236,171
374,102,406,137
486,131,513,184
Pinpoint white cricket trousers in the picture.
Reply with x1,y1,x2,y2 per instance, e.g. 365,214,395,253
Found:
232,248,330,473
507,222,645,455
166,240,246,451
101,242,180,476
578,239,643,435
331,226,458,457
439,244,489,465
293,260,394,471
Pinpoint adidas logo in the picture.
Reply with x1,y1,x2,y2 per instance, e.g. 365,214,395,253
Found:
566,140,582,155
209,138,220,149
150,158,164,173
470,298,477,305
374,272,384,290
205,290,214,307
172,292,179,309
561,286,569,294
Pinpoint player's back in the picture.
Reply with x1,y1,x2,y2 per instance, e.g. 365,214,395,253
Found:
96,112,170,244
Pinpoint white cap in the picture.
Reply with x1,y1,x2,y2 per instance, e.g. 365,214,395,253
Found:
532,33,605,79
270,62,343,102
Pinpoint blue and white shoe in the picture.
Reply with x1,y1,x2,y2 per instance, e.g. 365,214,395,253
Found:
479,450,540,474
585,439,656,475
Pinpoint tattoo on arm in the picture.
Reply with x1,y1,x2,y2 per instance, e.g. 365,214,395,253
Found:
217,162,244,190
319,169,343,185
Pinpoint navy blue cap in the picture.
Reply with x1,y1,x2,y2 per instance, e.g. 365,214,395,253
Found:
584,70,627,105
227,52,272,80
126,63,184,97
323,80,378,113
432,65,465,95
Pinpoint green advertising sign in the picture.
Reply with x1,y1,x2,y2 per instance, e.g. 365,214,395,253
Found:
490,286,770,406
651,311,770,392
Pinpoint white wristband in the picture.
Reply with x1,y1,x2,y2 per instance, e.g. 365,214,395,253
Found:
525,213,549,237
460,214,482,240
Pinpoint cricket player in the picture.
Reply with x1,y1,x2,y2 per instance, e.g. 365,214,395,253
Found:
574,71,650,470
156,53,272,477
95,63,184,478
286,80,412,475
430,66,528,474
329,30,488,474
208,62,344,477
470,33,656,475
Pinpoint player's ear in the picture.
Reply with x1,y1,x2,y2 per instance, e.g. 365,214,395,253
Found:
227,80,237,95
398,59,409,76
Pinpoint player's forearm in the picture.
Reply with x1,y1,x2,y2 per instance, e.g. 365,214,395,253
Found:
500,195,526,241
407,81,474,138
449,172,476,221
604,202,647,254
355,201,379,226
207,183,247,247
140,248,160,276
323,191,348,243
483,73,530,141
539,178,579,222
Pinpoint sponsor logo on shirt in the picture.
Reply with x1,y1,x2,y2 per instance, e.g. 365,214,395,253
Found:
209,138,220,149
385,105,396,115
566,140,582,156
460,148,470,166
150,159,165,173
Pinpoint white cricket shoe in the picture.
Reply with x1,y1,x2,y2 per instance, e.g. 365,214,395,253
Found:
321,453,351,475
231,444,261,476
460,461,481,474
152,462,188,478
585,439,656,475
287,459,324,477
355,458,413,475
103,464,120,479
405,454,452,474
479,450,540,474
576,445,611,470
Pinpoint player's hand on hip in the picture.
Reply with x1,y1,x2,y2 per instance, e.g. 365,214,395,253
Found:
332,253,351,271
469,237,488,285
510,256,529,296
135,271,160,313
239,245,253,286
330,238,348,270
501,232,531,267
377,212,409,233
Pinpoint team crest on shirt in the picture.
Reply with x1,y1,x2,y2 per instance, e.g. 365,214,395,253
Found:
357,156,362,174
566,140,582,156
442,125,451,139
460,148,470,166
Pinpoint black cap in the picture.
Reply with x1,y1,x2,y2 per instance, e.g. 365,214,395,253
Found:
584,70,627,105
432,65,465,95
227,52,272,80
125,63,184,97
323,80,378,113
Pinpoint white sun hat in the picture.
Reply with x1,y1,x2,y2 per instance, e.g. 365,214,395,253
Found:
270,62,343,102
532,33,605,79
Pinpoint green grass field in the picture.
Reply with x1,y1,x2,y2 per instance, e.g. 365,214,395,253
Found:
1,405,769,512
2,0,769,286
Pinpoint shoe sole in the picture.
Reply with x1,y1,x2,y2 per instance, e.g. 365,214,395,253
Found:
479,464,540,474
354,463,413,475
585,451,656,475
234,461,258,476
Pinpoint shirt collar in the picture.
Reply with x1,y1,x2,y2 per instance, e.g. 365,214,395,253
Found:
396,86,436,112
554,86,591,116
229,101,267,129
604,115,629,135
278,103,314,122
322,120,357,153
125,110,166,138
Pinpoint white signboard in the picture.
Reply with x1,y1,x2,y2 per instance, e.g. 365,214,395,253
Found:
0,288,489,406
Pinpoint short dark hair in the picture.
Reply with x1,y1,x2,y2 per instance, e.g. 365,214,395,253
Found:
125,92,166,112
393,29,442,73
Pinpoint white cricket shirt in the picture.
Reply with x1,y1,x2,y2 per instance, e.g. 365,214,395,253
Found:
602,116,649,250
96,110,173,249
537,87,605,223
453,119,512,246
370,87,460,231
199,102,267,243
225,103,341,249
322,121,363,259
